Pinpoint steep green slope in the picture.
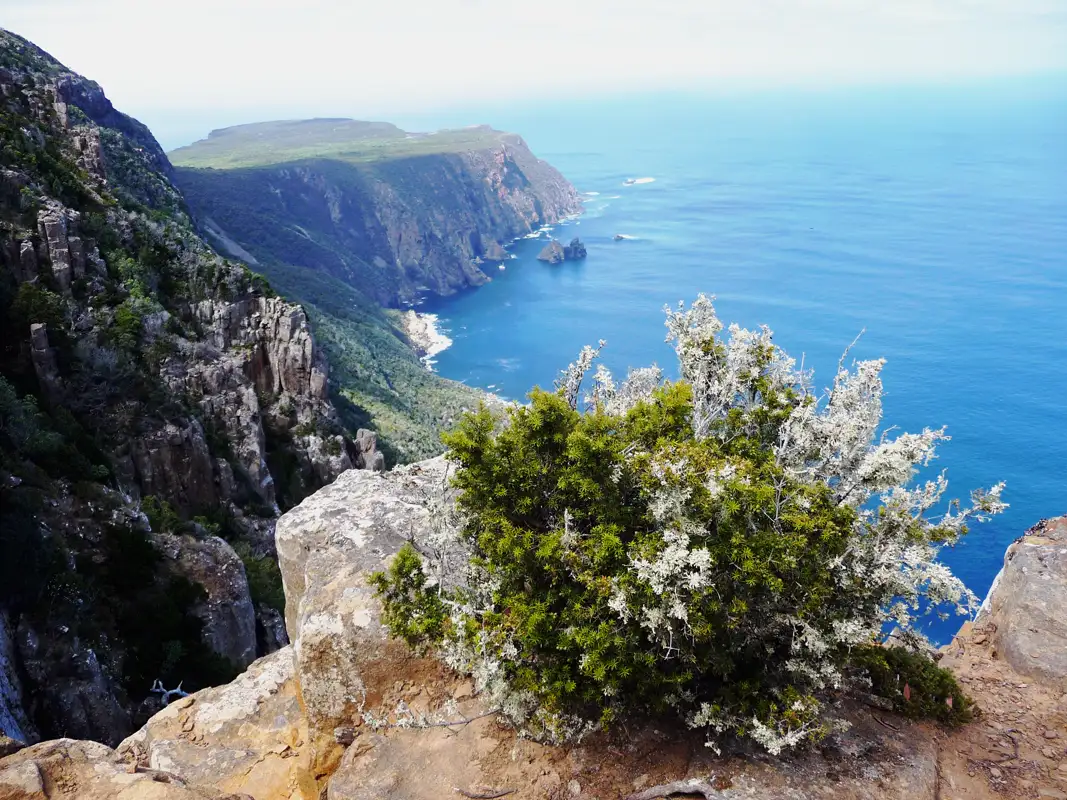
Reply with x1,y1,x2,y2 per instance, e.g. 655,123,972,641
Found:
169,118,582,462
260,262,482,463
0,29,355,744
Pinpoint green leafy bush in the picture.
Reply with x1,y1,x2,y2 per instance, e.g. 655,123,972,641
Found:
373,296,1000,752
853,645,974,726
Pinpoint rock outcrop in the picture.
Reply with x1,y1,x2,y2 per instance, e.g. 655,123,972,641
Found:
118,647,314,800
0,738,247,800
274,458,448,768
976,516,1067,687
153,534,258,671
538,237,587,264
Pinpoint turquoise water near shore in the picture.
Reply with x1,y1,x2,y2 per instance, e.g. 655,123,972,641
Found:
419,82,1067,643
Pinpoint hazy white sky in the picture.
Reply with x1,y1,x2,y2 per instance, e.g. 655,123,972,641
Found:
4,0,1066,146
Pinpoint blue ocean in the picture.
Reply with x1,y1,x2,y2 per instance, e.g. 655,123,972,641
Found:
412,80,1067,643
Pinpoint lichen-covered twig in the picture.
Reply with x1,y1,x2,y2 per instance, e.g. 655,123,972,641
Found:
624,778,721,800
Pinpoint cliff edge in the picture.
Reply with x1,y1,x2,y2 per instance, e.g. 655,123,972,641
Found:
5,460,1061,799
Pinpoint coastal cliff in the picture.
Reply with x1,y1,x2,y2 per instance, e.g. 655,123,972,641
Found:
4,459,1064,799
165,119,582,461
170,119,582,307
0,29,389,745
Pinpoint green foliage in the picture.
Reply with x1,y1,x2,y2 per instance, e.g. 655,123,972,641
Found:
11,283,66,330
371,543,447,651
168,119,509,169
853,645,974,726
376,380,974,747
232,541,286,613
142,495,180,533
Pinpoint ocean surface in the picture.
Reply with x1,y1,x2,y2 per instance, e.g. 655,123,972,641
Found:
415,80,1067,643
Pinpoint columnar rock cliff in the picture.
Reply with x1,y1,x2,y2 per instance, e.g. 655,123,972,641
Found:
0,29,389,746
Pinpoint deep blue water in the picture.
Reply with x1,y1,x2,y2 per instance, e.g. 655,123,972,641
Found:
418,81,1067,643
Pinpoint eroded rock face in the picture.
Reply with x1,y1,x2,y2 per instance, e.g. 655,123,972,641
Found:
0,615,33,744
978,515,1067,687
154,534,257,671
0,737,246,800
274,459,448,751
119,648,313,800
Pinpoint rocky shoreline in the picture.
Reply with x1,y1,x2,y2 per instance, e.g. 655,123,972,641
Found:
400,310,453,370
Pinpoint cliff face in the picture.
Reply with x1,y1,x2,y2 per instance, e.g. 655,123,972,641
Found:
172,125,582,307
0,29,377,745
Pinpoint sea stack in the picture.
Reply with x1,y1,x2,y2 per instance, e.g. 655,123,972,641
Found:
538,237,587,264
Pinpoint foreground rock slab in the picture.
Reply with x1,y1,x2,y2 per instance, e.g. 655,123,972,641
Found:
0,738,248,799
326,695,937,800
118,648,314,800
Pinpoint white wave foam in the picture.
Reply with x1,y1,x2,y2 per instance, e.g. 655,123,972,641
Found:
402,311,452,372
605,195,621,199
498,264,505,270
583,191,601,196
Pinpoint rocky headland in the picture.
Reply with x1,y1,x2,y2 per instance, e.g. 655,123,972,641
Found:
3,456,1064,799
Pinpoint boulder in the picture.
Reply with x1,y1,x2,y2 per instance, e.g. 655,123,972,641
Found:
154,533,258,671
978,515,1067,687
537,240,565,264
274,458,450,760
0,737,247,800
119,648,313,800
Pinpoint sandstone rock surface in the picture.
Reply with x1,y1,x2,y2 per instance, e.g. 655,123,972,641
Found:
275,458,449,749
0,737,248,800
119,648,313,800
978,516,1067,687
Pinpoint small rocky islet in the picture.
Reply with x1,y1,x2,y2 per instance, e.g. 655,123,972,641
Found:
537,236,588,264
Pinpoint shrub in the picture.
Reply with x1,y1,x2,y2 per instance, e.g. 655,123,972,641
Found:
373,295,1003,753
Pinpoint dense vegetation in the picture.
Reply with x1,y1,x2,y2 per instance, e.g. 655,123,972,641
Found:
374,296,1001,752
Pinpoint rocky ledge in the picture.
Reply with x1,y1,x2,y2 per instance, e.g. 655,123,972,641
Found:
3,463,1066,800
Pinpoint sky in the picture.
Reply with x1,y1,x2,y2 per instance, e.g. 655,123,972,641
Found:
3,0,1067,149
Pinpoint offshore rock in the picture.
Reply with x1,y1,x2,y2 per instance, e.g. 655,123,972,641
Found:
563,236,587,259
119,648,313,800
978,515,1067,686
537,239,565,264
154,534,257,671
